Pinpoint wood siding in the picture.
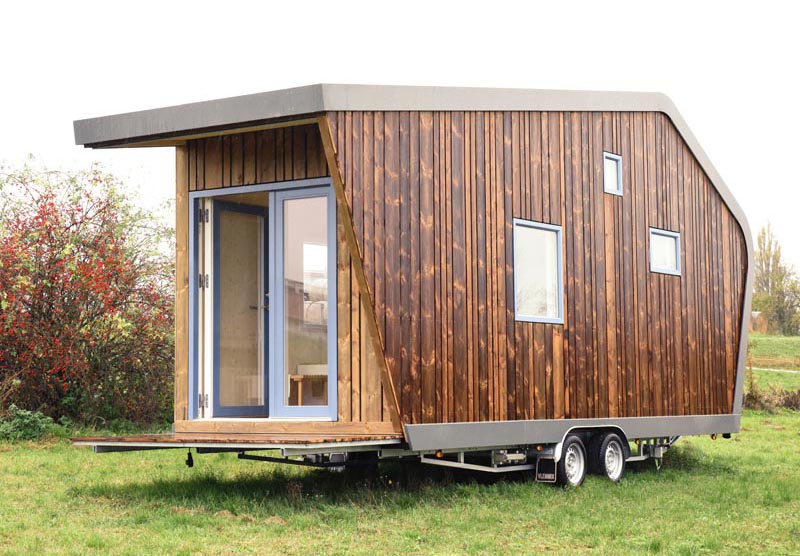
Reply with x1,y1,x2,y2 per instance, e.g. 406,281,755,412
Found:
186,124,328,191
327,110,748,424
176,123,394,425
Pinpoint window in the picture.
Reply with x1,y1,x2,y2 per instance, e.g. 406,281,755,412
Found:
603,152,623,196
513,219,563,323
649,228,681,275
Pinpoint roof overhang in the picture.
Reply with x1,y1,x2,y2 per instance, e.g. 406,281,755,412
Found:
75,83,675,149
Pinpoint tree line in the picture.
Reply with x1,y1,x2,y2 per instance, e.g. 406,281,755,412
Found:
753,224,800,336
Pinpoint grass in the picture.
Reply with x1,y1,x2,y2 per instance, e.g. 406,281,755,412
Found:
749,333,800,370
2,411,800,555
751,368,800,391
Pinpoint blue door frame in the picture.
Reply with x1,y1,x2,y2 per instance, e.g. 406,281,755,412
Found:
268,186,338,419
212,200,269,417
187,177,337,421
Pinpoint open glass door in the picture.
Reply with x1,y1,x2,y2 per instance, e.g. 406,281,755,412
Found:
190,181,336,421
212,201,268,417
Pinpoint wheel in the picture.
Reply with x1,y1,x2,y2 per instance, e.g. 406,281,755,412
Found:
556,435,587,487
587,434,604,474
598,433,626,482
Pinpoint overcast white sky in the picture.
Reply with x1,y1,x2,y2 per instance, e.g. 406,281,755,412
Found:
2,1,799,269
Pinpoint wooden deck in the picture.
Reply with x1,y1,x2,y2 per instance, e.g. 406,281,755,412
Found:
71,431,403,450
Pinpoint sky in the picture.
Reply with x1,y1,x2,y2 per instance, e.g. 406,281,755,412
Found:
2,1,799,269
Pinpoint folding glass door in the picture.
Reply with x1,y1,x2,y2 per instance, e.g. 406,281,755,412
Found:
191,181,336,420
212,201,268,416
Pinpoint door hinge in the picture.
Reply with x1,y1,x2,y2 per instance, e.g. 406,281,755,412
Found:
197,207,209,224
198,274,209,288
198,393,209,409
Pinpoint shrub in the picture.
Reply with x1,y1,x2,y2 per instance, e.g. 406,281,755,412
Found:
0,164,174,424
743,367,771,412
0,370,22,418
743,367,800,412
0,404,54,441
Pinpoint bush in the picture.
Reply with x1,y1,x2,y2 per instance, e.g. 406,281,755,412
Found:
744,367,800,412
0,164,174,424
0,404,54,441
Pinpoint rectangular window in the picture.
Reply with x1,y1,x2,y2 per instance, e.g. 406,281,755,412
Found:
603,152,623,195
513,219,563,324
649,228,681,275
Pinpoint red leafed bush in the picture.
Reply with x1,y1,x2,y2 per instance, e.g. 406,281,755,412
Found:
0,164,174,424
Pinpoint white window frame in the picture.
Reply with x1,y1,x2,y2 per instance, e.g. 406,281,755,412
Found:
512,218,564,324
649,227,681,276
603,151,623,196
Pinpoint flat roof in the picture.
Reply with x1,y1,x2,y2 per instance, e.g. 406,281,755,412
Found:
74,83,674,148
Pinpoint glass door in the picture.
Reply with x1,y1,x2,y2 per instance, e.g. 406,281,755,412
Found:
190,182,336,421
212,201,269,417
270,186,337,419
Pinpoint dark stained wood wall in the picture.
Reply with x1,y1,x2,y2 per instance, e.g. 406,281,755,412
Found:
181,123,393,424
327,111,748,424
186,124,328,191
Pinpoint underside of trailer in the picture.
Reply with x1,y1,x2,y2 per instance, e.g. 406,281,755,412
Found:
73,412,738,486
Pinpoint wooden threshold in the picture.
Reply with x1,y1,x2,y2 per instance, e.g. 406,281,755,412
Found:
173,419,398,436
72,431,402,447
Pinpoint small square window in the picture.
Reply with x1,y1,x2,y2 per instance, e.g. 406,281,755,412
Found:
649,228,681,275
603,152,623,196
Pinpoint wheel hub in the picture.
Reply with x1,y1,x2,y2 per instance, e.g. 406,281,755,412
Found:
604,441,624,480
564,445,585,485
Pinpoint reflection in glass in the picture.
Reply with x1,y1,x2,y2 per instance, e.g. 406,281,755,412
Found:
604,154,621,193
651,232,679,272
515,224,559,319
283,196,329,406
218,209,264,407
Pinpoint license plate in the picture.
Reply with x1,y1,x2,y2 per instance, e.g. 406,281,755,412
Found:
536,458,557,483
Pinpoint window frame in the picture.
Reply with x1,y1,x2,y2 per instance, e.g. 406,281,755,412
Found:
603,151,623,196
268,185,338,420
512,218,564,325
648,227,682,276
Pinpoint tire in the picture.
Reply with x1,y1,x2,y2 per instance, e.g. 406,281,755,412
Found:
598,433,626,482
556,435,587,487
587,434,605,475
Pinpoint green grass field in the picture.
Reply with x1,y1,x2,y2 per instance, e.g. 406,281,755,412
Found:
749,333,800,370
751,368,800,391
747,333,800,393
2,410,799,556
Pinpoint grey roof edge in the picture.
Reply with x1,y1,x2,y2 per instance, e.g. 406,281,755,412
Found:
73,84,752,411
73,84,673,148
73,84,328,148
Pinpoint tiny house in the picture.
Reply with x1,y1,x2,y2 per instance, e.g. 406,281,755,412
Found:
73,85,752,486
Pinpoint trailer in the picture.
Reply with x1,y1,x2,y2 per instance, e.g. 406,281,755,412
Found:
72,85,752,486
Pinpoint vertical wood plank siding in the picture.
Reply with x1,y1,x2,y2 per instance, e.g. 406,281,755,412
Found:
328,111,747,424
181,123,393,424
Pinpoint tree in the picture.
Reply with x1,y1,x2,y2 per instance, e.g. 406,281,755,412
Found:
752,224,800,336
0,163,174,422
